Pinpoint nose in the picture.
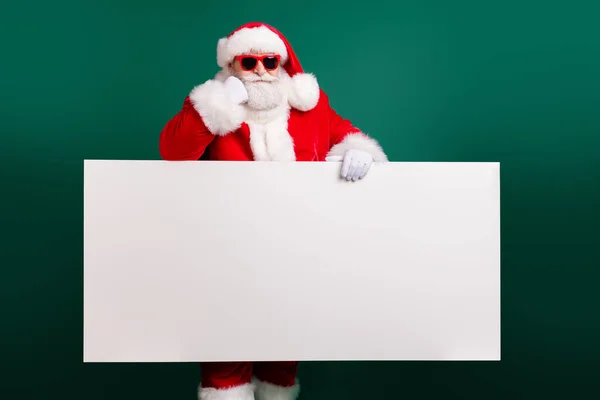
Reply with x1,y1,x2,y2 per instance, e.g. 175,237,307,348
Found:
254,61,266,75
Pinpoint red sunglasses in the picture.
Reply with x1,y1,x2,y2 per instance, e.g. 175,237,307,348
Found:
234,54,281,71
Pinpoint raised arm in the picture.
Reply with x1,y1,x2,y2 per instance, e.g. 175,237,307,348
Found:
159,76,248,160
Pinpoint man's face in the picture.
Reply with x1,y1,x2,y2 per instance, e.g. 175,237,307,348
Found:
229,52,287,112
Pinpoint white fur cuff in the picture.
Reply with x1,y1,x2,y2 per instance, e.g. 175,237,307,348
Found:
327,132,388,162
189,80,247,136
287,73,320,111
198,383,255,400
254,378,300,400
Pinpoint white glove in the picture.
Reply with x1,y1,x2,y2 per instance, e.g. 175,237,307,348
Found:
223,76,248,104
326,149,374,181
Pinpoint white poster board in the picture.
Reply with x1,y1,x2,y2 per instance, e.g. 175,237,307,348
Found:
83,160,500,362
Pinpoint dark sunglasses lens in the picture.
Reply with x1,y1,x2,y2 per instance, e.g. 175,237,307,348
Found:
263,57,279,70
241,57,257,70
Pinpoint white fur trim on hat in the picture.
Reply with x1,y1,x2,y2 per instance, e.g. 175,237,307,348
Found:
286,72,320,111
189,79,247,136
327,132,388,162
217,26,288,67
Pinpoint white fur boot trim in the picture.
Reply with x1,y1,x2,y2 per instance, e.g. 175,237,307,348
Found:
253,378,300,400
198,383,255,400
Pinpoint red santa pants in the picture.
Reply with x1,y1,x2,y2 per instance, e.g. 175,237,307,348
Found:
201,360,299,389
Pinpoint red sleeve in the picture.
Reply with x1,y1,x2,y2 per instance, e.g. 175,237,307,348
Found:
158,97,215,161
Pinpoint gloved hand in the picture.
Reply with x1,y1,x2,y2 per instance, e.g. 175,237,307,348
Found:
326,149,374,181
223,76,249,104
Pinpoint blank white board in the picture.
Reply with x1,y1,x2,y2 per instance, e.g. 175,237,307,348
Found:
83,160,500,362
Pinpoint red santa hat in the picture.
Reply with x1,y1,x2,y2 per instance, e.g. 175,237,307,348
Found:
216,22,321,111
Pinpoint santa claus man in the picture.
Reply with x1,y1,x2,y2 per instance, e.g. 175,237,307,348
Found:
159,22,388,400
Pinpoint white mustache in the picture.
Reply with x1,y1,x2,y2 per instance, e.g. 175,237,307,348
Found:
242,74,278,83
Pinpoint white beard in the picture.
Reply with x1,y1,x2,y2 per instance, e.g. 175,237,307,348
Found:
217,68,296,161
239,71,289,111
244,80,285,111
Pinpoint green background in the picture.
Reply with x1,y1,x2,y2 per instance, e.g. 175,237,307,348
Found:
2,0,599,398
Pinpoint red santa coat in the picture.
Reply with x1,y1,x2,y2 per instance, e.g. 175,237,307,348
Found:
158,22,387,163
